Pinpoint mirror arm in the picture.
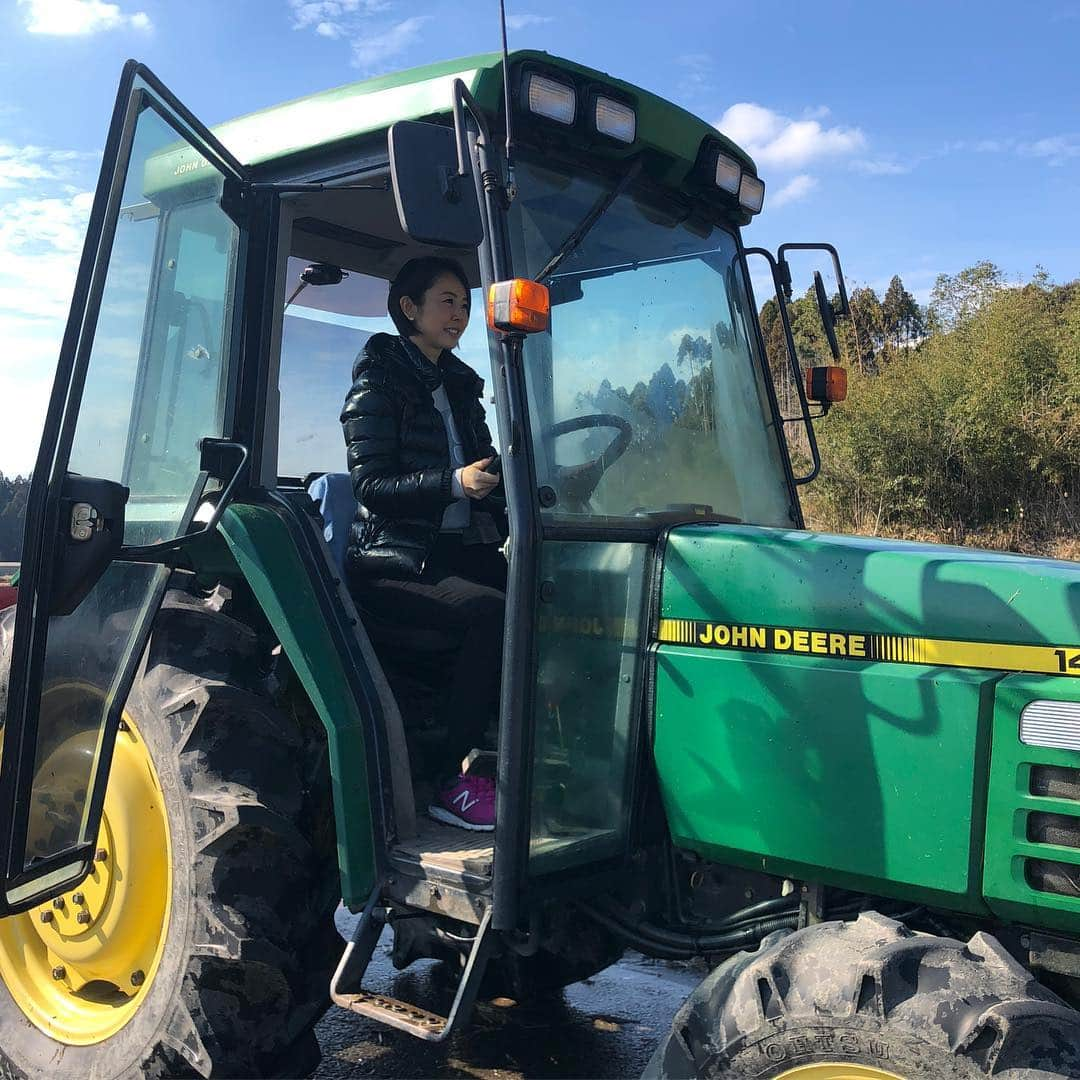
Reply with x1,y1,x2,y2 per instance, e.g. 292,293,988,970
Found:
777,242,851,317
745,247,822,485
452,79,493,178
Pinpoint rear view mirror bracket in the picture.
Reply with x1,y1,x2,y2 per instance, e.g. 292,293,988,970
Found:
744,246,822,485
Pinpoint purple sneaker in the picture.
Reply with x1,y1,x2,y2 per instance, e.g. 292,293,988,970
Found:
429,774,495,832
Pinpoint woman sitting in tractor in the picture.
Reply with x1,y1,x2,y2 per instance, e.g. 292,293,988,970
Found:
340,256,505,831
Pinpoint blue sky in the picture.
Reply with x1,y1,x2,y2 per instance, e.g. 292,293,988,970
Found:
0,0,1077,475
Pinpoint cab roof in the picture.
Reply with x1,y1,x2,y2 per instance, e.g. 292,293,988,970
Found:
210,50,756,184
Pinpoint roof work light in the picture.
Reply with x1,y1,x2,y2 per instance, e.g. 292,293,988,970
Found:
594,96,636,143
527,74,576,125
738,173,765,214
714,153,742,196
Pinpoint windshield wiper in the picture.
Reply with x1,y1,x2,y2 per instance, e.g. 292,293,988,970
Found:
534,158,644,284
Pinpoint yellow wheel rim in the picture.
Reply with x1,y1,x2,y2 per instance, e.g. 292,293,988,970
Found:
0,713,172,1045
776,1065,906,1079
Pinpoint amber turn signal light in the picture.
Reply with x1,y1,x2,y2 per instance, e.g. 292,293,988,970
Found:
487,279,550,334
805,365,848,403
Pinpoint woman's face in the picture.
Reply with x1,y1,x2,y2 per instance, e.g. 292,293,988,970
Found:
401,272,471,354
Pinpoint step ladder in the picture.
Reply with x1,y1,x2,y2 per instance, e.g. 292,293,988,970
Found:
330,883,495,1042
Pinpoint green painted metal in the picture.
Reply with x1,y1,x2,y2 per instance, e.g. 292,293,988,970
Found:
653,524,1080,914
662,525,1080,646
144,51,754,198
214,502,375,908
654,650,997,909
984,674,1080,932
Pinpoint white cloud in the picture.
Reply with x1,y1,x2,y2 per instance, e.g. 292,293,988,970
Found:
0,189,92,473
666,326,711,348
852,158,911,176
946,133,1079,166
1020,134,1080,166
288,0,389,35
505,13,554,30
351,16,431,71
673,53,713,104
770,174,818,208
19,0,152,35
716,102,865,169
0,144,98,189
289,1,427,73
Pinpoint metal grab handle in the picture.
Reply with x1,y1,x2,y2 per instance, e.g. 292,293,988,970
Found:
118,439,251,561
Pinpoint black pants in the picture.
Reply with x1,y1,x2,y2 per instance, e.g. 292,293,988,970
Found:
360,535,507,769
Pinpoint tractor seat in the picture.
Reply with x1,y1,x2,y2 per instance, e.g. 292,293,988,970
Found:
306,474,460,655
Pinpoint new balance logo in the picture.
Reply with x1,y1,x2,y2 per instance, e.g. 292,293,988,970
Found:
451,788,480,813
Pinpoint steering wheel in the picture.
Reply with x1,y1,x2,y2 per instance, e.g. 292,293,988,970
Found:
545,413,633,508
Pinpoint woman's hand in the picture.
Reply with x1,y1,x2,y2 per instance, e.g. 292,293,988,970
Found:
459,457,499,500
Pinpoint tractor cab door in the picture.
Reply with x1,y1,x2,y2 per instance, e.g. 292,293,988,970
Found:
497,156,798,903
0,63,250,915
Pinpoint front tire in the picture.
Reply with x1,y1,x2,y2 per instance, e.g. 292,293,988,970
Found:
0,590,341,1078
646,913,1080,1079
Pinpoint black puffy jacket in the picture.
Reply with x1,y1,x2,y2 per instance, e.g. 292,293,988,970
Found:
340,333,502,580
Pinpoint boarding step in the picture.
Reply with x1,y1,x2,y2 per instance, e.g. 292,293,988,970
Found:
330,881,494,1043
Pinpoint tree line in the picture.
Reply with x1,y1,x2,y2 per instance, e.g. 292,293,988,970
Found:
777,262,1079,555
0,474,29,563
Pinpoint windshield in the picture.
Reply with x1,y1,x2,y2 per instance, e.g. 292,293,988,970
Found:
508,157,795,528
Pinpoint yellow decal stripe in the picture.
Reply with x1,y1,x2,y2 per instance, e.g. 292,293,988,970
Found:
655,618,1080,677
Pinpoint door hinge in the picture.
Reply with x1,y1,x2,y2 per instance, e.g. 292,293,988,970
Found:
220,177,250,226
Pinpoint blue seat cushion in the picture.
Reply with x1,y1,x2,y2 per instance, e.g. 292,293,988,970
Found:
306,472,354,575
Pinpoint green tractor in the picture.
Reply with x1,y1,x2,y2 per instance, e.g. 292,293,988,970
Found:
2,49,1080,1080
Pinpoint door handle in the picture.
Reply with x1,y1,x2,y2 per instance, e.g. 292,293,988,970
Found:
50,476,129,616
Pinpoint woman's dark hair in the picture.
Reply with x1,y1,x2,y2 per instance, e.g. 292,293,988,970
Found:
387,256,471,337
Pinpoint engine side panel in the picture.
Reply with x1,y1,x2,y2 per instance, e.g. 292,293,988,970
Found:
653,524,1080,912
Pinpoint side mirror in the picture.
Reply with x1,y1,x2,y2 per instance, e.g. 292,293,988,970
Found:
388,121,484,249
814,270,841,360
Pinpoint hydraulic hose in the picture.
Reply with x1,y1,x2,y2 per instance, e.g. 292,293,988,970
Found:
578,898,926,960
578,901,799,958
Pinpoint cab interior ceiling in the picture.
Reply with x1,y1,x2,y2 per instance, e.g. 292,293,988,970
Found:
285,183,482,286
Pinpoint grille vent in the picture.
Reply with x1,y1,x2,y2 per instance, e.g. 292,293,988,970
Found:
1028,812,1080,848
1030,765,1080,800
1026,858,1080,898
1027,767,1080,897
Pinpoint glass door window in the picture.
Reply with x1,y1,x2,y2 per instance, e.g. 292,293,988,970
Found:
0,69,247,911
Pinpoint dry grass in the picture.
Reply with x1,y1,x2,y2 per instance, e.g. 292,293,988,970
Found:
802,493,1079,563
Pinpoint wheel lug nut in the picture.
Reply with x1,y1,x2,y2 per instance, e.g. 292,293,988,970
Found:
95,849,108,862
51,965,66,980
52,897,65,910
130,969,145,987
76,911,91,925
72,892,85,905
39,910,53,924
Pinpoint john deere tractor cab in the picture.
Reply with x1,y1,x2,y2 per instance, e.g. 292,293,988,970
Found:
3,49,1080,1080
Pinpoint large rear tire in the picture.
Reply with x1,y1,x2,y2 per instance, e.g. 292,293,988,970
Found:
0,589,341,1078
646,913,1080,1079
